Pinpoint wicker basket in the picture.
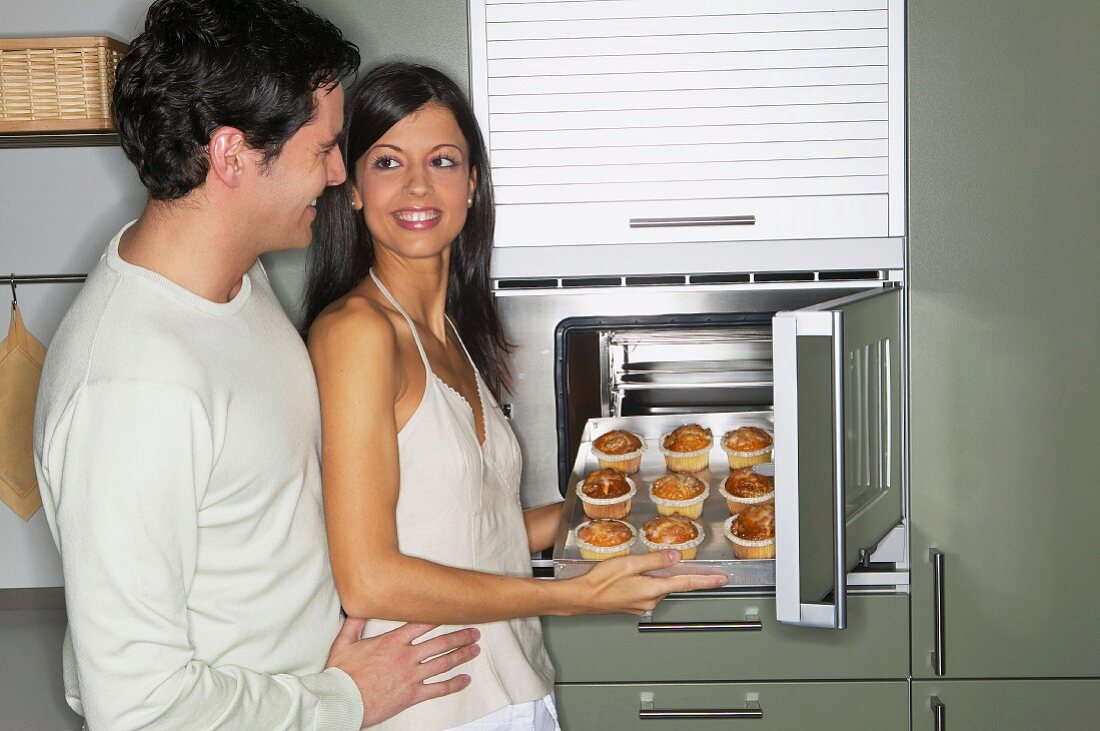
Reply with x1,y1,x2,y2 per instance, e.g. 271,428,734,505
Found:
0,36,128,133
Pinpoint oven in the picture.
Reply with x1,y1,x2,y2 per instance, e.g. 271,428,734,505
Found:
496,270,907,630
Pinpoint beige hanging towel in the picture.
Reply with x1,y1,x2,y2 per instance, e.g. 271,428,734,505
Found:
0,304,47,521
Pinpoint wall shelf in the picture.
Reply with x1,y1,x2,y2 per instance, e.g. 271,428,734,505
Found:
0,132,119,149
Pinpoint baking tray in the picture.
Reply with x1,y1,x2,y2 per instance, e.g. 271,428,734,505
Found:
552,412,776,586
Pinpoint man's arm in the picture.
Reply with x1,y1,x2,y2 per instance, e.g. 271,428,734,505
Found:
40,381,474,730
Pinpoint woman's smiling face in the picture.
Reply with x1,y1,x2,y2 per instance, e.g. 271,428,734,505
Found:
353,103,477,262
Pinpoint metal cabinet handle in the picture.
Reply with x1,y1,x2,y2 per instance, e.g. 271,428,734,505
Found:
638,619,763,633
930,548,946,675
640,696,763,720
637,611,761,633
930,695,945,730
629,215,755,228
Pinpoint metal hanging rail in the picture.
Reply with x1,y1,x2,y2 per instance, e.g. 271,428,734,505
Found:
0,133,120,149
3,274,87,306
1,274,87,285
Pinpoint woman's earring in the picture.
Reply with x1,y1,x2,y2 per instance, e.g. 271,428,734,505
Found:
467,196,474,208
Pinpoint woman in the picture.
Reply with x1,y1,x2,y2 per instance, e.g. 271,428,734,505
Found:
304,63,726,731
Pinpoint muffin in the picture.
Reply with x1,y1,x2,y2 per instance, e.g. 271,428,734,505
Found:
723,504,776,560
721,426,774,469
574,519,637,561
591,429,645,474
719,466,775,515
659,424,713,473
639,514,705,560
576,468,636,520
649,473,710,519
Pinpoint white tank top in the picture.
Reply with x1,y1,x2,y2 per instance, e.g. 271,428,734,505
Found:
360,270,555,730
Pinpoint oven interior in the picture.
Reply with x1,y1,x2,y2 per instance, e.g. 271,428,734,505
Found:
554,313,774,494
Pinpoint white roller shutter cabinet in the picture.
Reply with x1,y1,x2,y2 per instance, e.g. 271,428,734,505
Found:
469,0,906,250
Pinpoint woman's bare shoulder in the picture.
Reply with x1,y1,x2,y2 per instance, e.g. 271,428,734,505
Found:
308,291,397,355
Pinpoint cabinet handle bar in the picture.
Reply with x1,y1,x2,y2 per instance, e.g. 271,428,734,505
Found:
629,215,756,228
930,548,946,676
637,620,763,633
641,704,763,721
931,695,945,730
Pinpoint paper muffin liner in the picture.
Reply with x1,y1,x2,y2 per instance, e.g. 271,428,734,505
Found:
574,519,638,561
720,441,774,469
576,476,637,519
718,480,774,516
640,520,705,560
659,432,713,473
723,515,776,560
649,480,711,519
591,442,646,475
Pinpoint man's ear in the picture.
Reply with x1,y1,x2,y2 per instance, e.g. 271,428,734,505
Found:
209,127,248,189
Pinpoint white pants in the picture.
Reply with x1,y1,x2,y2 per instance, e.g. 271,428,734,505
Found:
445,694,559,731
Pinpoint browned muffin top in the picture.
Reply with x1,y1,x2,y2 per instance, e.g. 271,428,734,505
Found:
577,519,635,547
722,426,774,452
642,514,700,545
730,504,776,542
593,430,643,455
581,468,632,499
663,424,713,452
651,473,706,501
724,468,774,498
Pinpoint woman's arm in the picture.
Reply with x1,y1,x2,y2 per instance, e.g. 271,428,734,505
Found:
308,300,727,625
523,503,564,554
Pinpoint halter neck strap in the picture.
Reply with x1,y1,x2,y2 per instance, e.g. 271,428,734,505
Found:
369,269,431,371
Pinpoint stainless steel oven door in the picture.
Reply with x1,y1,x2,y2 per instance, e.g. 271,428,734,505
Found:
773,287,902,629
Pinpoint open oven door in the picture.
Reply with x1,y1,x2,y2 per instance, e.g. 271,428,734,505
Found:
772,286,902,629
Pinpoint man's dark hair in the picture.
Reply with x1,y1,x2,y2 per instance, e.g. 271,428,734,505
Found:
113,0,360,200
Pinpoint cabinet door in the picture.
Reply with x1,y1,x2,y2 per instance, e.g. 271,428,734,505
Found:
543,595,908,683
913,680,1100,731
556,681,908,730
772,286,903,628
908,1,1100,678
0,608,82,730
469,0,906,252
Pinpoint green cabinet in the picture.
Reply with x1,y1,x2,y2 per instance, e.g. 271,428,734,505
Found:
0,608,81,730
913,680,1100,730
555,681,908,731
543,595,908,682
907,0,1100,680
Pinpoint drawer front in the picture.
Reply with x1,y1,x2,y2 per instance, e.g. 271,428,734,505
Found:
555,680,908,731
543,594,907,682
494,194,889,248
913,680,1100,730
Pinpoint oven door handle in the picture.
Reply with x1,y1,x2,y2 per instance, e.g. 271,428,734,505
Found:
772,309,847,629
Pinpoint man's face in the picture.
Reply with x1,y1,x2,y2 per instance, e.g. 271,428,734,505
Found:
250,84,346,252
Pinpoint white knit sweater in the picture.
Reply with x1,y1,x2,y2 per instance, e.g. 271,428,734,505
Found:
33,223,362,730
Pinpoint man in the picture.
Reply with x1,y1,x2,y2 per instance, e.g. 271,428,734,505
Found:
33,1,477,728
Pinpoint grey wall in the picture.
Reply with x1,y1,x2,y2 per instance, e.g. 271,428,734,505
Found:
0,0,470,589
2,2,470,727
0,0,150,591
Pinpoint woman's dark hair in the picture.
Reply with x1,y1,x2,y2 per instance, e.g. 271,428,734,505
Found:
304,62,511,394
113,0,359,200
